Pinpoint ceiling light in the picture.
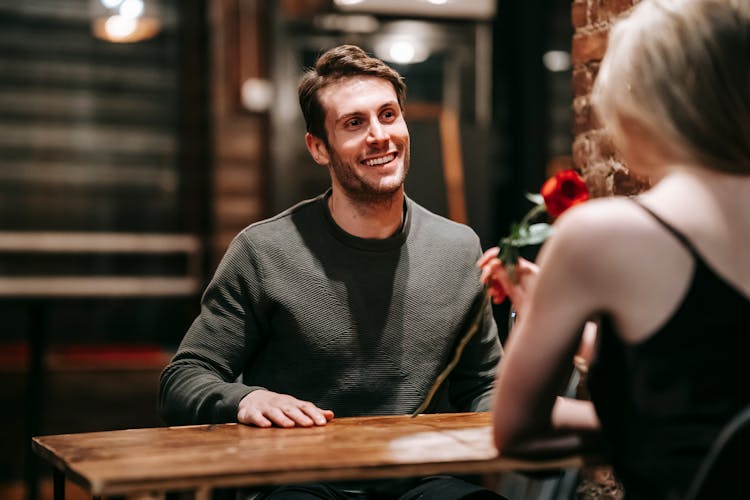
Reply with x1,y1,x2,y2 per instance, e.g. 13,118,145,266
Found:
119,0,144,19
389,41,416,64
104,15,136,39
375,38,430,65
92,0,161,43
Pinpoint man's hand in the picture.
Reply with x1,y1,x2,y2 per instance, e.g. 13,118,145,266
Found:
237,389,334,428
477,247,539,311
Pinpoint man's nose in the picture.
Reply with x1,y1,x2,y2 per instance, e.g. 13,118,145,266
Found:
367,119,389,144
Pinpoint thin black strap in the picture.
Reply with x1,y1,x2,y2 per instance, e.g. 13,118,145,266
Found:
630,197,701,257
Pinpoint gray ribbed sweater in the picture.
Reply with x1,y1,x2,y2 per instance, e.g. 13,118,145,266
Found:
159,191,500,425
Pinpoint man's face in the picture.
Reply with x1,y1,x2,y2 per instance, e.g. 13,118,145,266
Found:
307,76,410,203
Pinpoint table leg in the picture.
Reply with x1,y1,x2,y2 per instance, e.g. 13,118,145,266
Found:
194,486,211,500
24,301,47,500
53,468,65,500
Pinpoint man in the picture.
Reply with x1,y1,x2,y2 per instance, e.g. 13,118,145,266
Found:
160,45,502,500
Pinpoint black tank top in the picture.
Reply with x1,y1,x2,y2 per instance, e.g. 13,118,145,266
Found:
587,200,750,499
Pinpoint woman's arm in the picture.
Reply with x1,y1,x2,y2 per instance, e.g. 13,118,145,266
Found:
485,205,613,452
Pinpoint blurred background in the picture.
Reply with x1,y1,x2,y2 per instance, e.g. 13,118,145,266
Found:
0,0,578,498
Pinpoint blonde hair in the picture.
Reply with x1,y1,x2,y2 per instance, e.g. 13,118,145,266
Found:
592,0,750,174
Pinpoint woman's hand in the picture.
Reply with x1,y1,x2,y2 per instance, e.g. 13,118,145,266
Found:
477,247,540,312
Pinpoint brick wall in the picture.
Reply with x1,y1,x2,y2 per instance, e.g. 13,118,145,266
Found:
571,0,650,197
570,3,649,498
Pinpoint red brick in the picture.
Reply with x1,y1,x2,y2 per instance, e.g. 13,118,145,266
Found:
572,1,588,29
572,134,591,171
581,160,615,198
572,29,609,64
570,0,644,205
573,95,603,135
612,165,651,195
572,61,600,97
573,129,618,170
590,0,638,24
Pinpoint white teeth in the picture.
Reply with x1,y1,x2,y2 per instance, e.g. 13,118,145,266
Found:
364,154,395,166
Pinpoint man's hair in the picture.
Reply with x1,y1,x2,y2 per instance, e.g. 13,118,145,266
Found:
298,45,407,143
592,0,750,174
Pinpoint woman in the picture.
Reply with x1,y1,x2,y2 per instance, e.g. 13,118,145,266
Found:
479,0,750,497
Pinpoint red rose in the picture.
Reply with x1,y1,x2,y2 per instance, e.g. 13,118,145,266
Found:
540,169,589,217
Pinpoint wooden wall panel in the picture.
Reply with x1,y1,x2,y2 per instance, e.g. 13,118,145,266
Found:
209,0,270,262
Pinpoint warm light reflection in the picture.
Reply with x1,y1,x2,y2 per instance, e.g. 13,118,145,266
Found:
389,41,416,64
104,15,136,39
92,0,160,43
542,50,572,72
241,78,274,113
375,37,429,65
119,0,144,19
92,15,160,43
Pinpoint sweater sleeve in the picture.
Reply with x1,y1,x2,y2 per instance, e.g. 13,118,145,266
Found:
159,234,267,425
447,249,502,412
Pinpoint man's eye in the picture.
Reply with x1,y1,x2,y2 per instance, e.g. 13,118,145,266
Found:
382,110,396,121
346,119,361,128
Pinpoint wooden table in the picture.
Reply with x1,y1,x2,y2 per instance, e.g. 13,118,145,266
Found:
33,412,585,500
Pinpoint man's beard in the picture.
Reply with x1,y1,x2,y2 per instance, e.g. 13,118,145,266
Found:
327,145,410,205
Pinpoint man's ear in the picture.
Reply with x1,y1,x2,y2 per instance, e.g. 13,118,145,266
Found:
305,133,330,166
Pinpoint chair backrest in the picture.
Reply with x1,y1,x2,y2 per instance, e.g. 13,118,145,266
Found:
684,404,750,500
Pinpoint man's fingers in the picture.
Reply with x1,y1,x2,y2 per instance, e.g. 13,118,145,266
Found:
298,403,329,426
479,258,503,284
298,403,334,426
283,406,315,427
239,408,273,428
478,251,541,308
479,262,494,284
488,279,508,304
265,408,296,428
516,258,540,276
477,247,500,268
237,391,335,428
479,258,509,305
495,269,518,304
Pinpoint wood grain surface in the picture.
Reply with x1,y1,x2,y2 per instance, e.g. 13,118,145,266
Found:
33,412,584,496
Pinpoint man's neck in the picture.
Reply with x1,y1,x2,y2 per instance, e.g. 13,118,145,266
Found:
328,188,405,239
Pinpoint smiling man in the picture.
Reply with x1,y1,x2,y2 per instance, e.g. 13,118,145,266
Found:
159,45,502,500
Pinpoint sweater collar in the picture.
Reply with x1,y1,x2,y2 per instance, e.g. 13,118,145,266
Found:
319,188,411,252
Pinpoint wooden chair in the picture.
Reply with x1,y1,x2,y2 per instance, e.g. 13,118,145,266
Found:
684,404,750,500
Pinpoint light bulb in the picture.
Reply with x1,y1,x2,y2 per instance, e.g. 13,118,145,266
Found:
119,0,144,19
100,0,123,9
389,41,416,64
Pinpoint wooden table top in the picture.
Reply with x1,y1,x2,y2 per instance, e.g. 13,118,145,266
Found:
32,412,585,496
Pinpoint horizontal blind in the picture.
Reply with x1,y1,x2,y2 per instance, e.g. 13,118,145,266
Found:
0,0,181,232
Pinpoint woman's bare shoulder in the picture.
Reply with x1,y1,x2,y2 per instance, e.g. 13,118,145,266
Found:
549,197,659,256
538,196,678,299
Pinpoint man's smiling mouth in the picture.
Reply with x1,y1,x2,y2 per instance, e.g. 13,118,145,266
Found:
362,153,395,166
